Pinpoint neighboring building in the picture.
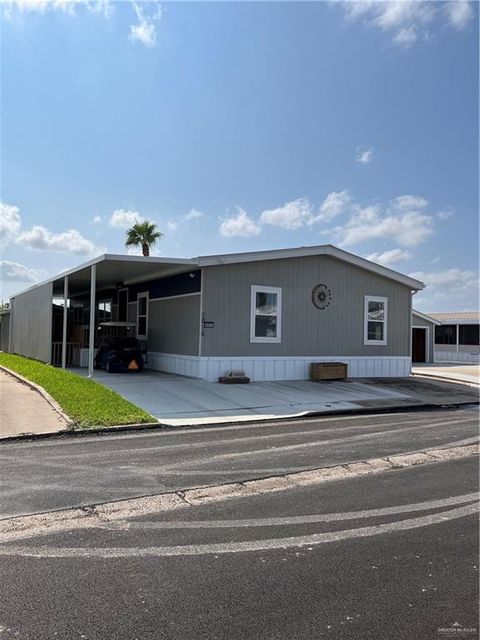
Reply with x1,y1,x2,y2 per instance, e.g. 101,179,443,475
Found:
411,310,440,364
4,244,424,381
429,312,480,364
0,307,11,353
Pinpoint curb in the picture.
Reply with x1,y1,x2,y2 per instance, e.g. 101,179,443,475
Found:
1,399,478,444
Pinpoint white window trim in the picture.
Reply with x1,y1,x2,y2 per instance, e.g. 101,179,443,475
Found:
137,292,149,340
364,295,388,346
250,285,282,344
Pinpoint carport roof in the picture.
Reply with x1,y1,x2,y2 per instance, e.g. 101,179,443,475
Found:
11,254,197,299
11,243,425,299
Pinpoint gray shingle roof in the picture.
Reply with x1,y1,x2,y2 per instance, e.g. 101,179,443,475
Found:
428,311,480,323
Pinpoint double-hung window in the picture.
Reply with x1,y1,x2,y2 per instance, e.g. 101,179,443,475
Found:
137,292,149,340
364,296,387,345
250,285,282,343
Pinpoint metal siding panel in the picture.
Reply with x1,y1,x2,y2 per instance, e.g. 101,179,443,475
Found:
11,282,52,362
127,303,137,323
147,296,200,356
0,314,10,352
412,314,435,328
201,255,411,358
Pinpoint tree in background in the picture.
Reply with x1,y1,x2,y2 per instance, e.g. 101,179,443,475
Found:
125,220,163,257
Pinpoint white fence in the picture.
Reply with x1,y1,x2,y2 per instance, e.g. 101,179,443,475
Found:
51,342,81,367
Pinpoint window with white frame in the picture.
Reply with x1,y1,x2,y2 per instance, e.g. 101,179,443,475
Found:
137,292,149,339
97,299,112,323
250,285,282,343
364,296,388,345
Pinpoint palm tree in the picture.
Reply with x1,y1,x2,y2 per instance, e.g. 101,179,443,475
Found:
125,220,163,257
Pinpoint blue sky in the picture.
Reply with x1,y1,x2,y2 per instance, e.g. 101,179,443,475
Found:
1,0,478,311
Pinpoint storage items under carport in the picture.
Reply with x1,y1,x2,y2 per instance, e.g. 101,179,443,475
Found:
94,322,146,373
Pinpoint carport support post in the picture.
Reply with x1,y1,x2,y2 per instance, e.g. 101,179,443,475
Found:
61,275,68,369
87,265,96,377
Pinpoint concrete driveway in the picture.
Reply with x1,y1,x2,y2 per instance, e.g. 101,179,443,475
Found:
413,363,480,386
79,369,412,425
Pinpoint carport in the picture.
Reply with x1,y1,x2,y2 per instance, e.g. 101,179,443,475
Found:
9,254,196,376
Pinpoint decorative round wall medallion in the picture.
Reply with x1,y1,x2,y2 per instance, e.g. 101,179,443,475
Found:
312,283,332,310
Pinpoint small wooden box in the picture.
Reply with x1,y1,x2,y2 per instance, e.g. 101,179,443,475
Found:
310,362,348,382
218,376,250,384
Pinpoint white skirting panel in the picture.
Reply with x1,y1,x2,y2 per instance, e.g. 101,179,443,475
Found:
147,352,202,378
434,350,480,364
146,352,411,382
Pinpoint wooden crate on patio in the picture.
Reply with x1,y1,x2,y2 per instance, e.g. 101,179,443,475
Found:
310,362,348,382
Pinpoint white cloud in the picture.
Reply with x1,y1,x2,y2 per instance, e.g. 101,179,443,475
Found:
437,209,455,220
0,260,44,283
3,0,75,15
3,0,112,18
166,220,178,232
410,268,478,290
17,226,100,255
356,146,374,164
129,1,162,48
339,1,474,47
259,198,313,230
91,215,102,224
185,208,205,224
393,26,418,46
446,0,474,29
219,207,261,238
366,248,412,266
410,267,479,311
390,195,428,211
331,194,435,247
109,208,144,229
315,190,352,223
1,200,101,257
0,202,22,248
335,207,434,248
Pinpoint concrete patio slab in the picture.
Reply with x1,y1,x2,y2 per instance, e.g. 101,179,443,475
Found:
74,369,412,426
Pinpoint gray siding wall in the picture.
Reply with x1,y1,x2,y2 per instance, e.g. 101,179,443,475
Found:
148,295,200,355
411,314,434,329
201,256,412,357
412,313,435,362
10,282,53,363
0,313,10,352
127,302,136,324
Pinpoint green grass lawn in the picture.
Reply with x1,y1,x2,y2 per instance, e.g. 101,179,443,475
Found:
0,353,156,428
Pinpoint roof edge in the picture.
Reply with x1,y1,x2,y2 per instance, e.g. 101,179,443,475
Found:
9,254,198,299
412,309,441,325
197,244,425,290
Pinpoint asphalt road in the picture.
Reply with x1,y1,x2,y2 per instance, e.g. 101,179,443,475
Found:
0,406,478,518
0,456,478,640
